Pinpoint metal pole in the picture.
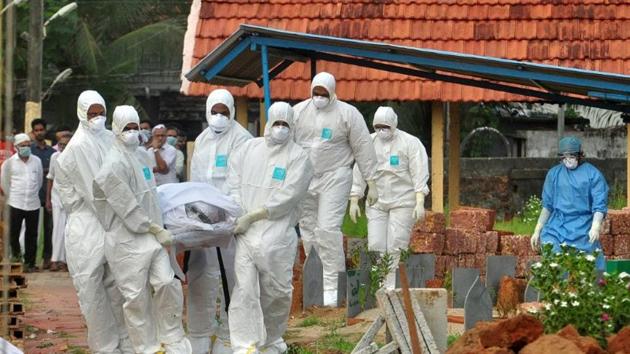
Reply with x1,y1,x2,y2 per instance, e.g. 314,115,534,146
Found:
260,45,271,118
25,0,43,133
557,103,565,143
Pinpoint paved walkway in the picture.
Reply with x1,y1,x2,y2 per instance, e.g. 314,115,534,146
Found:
21,271,89,354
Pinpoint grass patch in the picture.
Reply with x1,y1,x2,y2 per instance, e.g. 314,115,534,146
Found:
297,315,321,327
315,329,357,353
609,182,627,210
494,219,536,235
36,341,54,349
287,343,314,354
66,345,89,354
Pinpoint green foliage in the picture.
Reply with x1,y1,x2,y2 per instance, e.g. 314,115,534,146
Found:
14,0,190,126
461,104,501,157
530,244,630,347
495,195,542,235
287,343,313,354
316,325,357,353
608,182,627,210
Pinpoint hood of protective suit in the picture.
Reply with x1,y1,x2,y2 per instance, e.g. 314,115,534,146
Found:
77,90,106,124
112,105,140,136
310,72,337,106
206,89,236,135
264,102,294,147
373,106,398,131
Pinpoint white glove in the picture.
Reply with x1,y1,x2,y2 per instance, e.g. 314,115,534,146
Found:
349,197,361,224
234,208,269,235
530,226,542,252
366,180,379,206
149,223,173,247
412,192,426,222
530,208,551,252
589,212,604,244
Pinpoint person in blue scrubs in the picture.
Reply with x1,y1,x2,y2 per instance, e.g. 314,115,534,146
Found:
530,136,609,269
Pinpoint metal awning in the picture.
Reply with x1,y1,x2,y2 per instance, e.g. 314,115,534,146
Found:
186,24,630,113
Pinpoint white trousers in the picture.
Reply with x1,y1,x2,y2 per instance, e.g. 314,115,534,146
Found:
187,243,235,352
51,204,67,262
366,206,415,289
300,168,352,294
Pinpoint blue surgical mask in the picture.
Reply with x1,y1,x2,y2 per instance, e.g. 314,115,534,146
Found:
17,146,31,157
166,136,177,146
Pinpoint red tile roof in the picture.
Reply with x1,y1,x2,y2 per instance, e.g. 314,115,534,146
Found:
181,0,630,102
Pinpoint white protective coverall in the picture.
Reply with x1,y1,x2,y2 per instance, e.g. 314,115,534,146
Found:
226,102,313,354
55,91,132,354
350,107,430,289
188,89,252,354
93,105,191,354
293,72,378,305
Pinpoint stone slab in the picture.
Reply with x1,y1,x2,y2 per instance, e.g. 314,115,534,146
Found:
453,267,480,308
464,276,493,331
303,248,323,309
486,255,517,304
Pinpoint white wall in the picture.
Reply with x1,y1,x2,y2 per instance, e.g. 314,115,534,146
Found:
522,128,627,158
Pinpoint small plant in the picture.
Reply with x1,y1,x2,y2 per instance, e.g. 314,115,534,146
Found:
518,195,543,224
530,243,630,347
608,182,627,210
298,315,320,327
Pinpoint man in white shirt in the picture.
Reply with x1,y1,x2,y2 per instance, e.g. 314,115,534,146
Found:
1,133,43,272
166,126,186,181
149,124,178,185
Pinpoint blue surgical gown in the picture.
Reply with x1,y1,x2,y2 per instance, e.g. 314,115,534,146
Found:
540,162,609,270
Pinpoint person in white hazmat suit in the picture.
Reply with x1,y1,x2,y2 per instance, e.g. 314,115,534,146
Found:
293,72,379,306
54,90,133,354
92,105,191,354
188,89,252,354
349,106,430,289
226,101,313,354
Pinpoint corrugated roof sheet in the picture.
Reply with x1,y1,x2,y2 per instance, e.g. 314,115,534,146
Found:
181,0,630,102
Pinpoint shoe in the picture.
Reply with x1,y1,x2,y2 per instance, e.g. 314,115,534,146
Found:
24,266,37,273
49,262,59,272
164,337,192,354
190,336,210,354
42,259,51,270
60,262,68,272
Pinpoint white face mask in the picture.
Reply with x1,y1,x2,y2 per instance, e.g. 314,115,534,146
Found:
209,114,229,134
563,156,578,170
121,130,139,147
89,116,107,132
376,127,393,141
312,96,330,109
271,125,290,144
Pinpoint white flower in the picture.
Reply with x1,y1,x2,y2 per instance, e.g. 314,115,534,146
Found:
603,304,610,309
550,263,559,268
569,292,578,298
527,308,538,314
622,298,630,303
619,272,630,279
544,303,552,310
572,301,580,306
532,262,542,269
585,255,596,262
604,272,610,277
554,299,560,304
560,301,568,307
595,248,602,252
561,242,568,247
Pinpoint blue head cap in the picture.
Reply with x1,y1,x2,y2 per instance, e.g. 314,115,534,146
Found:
558,136,582,155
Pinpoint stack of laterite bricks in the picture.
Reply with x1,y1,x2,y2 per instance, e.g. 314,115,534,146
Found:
600,210,630,260
0,262,27,342
411,207,537,280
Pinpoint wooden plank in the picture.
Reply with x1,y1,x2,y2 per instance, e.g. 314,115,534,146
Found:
398,263,423,354
259,101,267,137
351,315,385,354
448,102,461,210
376,342,399,354
431,102,444,213
386,291,413,354
353,343,379,354
376,290,411,354
236,97,249,129
403,291,441,354
627,123,630,207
